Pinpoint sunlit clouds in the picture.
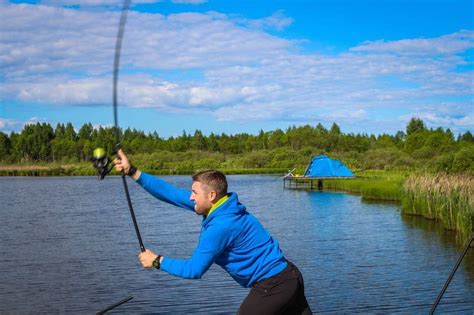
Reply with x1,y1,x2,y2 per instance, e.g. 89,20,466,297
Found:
0,1,472,134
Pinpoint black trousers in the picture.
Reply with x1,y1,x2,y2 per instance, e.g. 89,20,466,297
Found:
238,261,312,315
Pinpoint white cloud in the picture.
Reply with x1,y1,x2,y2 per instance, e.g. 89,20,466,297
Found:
0,117,51,133
92,123,113,130
0,118,19,129
351,30,474,56
0,1,473,134
1,76,110,106
327,109,368,120
24,117,49,125
245,10,293,31
401,110,474,131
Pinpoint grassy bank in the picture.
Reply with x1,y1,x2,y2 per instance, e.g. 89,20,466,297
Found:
402,174,473,243
324,170,406,202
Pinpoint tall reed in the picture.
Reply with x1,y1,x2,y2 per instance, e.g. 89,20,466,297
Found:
402,174,474,243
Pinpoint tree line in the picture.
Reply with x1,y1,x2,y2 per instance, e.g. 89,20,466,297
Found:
0,118,473,173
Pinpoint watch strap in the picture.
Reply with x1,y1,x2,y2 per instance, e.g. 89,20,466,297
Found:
152,255,162,269
128,165,137,177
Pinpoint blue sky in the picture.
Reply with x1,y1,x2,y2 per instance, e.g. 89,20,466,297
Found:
0,0,473,137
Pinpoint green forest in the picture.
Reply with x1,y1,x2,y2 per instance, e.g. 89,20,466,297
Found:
0,117,473,175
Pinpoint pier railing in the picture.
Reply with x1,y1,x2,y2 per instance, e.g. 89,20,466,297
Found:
283,175,355,190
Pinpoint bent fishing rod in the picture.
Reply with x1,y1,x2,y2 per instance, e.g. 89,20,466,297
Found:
91,0,145,253
429,235,473,314
113,0,145,253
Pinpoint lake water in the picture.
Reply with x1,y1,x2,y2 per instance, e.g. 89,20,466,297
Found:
0,175,473,314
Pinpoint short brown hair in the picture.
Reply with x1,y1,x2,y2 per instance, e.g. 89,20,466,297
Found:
192,170,228,199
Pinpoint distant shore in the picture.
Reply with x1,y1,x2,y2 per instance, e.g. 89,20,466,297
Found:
0,164,82,176
0,163,287,176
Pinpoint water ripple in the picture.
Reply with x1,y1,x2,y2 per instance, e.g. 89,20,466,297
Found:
0,175,472,313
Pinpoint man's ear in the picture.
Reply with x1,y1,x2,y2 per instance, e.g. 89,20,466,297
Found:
208,190,218,202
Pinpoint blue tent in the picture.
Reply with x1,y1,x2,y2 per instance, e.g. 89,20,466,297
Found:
303,155,354,178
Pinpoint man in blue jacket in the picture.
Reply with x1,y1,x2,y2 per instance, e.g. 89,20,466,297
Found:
114,149,312,314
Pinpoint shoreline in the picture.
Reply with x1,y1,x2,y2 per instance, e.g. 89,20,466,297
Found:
0,164,288,176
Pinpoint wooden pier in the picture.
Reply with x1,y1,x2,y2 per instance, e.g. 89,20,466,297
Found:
283,176,354,191
284,155,355,190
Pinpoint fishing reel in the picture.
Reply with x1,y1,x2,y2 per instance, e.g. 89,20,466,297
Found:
91,148,114,180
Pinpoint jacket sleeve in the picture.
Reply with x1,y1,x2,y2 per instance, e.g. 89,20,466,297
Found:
160,225,231,279
136,172,195,211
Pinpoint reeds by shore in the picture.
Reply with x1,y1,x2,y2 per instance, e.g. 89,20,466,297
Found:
324,171,473,244
402,174,474,243
324,171,405,202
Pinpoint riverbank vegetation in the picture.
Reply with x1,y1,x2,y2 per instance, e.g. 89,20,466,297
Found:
402,174,473,243
1,118,473,241
324,170,405,202
0,118,473,174
325,171,473,244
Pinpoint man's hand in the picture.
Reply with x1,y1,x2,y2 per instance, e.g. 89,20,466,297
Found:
113,149,141,180
113,149,131,174
139,249,159,268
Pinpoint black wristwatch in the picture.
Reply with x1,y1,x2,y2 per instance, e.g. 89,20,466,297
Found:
128,165,137,177
152,255,162,269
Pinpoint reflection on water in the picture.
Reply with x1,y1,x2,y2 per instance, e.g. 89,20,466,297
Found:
401,213,474,284
0,175,472,314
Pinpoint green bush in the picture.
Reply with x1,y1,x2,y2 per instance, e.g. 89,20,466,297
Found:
452,146,474,173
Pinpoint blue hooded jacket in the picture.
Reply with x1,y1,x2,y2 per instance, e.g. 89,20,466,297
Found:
136,172,288,288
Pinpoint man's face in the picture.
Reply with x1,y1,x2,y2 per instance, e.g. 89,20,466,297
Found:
190,181,214,216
